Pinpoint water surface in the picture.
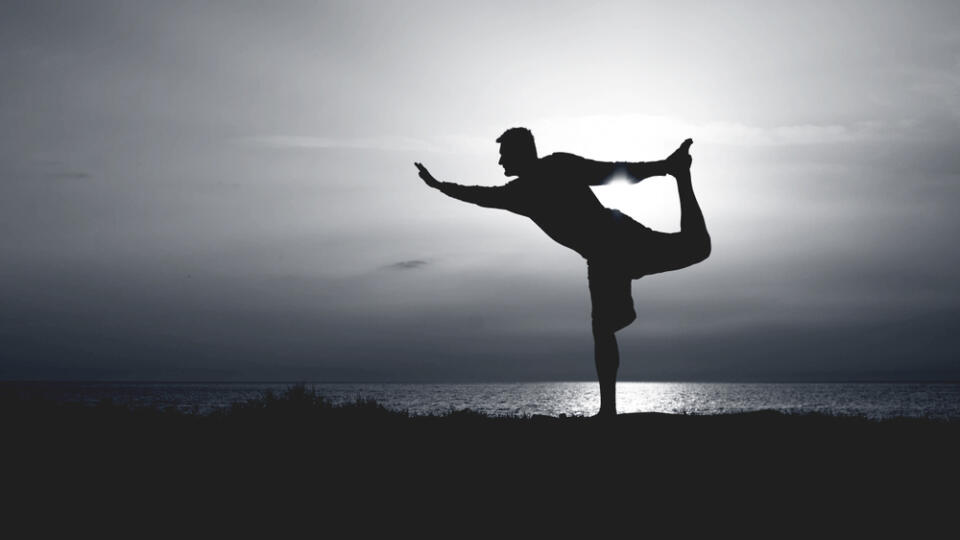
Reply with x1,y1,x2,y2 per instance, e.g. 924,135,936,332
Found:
5,381,959,419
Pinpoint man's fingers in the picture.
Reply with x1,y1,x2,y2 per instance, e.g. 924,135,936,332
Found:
414,162,437,185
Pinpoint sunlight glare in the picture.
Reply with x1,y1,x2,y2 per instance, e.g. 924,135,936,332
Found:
591,176,681,233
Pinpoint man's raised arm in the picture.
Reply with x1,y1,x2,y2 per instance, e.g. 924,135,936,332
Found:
548,153,670,186
415,162,513,210
566,139,693,185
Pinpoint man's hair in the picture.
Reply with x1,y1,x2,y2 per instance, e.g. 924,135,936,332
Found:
496,127,537,158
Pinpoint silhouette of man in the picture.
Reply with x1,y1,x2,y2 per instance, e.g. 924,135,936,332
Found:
415,128,710,417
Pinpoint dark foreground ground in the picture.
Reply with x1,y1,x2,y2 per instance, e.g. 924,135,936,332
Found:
3,384,958,525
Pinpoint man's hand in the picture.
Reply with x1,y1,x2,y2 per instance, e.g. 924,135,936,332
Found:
415,162,440,188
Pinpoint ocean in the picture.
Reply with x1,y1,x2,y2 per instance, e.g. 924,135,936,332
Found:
4,381,959,419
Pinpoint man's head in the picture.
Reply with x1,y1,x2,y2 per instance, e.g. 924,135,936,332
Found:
496,127,538,177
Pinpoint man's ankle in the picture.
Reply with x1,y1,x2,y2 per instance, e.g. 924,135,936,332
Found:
596,407,617,418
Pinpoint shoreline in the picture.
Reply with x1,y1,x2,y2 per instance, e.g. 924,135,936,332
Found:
5,386,959,505
4,380,958,419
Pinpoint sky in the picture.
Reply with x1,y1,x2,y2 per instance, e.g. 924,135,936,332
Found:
2,0,959,382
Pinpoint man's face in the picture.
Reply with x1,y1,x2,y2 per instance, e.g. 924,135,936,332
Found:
498,144,521,177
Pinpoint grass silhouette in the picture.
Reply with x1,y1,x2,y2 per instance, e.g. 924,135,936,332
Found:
3,382,958,495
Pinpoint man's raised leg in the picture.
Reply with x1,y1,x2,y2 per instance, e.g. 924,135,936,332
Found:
637,140,711,277
671,139,711,258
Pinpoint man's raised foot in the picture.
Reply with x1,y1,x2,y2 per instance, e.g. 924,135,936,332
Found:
666,138,693,177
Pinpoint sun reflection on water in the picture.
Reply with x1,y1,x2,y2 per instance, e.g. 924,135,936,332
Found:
11,381,960,419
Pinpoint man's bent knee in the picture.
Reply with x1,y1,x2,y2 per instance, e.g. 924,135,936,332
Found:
692,232,711,265
642,232,710,276
593,311,636,336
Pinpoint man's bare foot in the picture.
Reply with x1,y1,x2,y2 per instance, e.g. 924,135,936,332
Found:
666,138,693,177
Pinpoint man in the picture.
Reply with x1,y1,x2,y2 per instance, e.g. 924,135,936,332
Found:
415,127,710,417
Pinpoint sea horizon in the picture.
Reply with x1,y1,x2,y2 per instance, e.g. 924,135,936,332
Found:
4,380,959,420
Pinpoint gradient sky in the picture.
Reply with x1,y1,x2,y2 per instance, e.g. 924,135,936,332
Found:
2,0,959,381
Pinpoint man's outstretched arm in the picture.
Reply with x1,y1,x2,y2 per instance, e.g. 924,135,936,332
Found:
619,160,671,185
557,154,669,186
552,147,693,186
415,162,513,210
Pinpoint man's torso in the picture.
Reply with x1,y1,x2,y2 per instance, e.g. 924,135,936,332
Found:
505,153,614,259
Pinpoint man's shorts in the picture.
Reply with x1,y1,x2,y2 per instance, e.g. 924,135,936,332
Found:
587,259,636,333
586,209,660,333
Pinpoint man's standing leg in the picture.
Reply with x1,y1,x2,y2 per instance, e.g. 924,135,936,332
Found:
588,266,634,418
593,322,619,418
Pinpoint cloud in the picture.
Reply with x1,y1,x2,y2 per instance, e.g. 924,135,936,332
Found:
384,259,429,270
239,134,491,155
241,116,899,164
532,114,889,153
244,135,439,152
47,171,91,180
695,121,879,146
